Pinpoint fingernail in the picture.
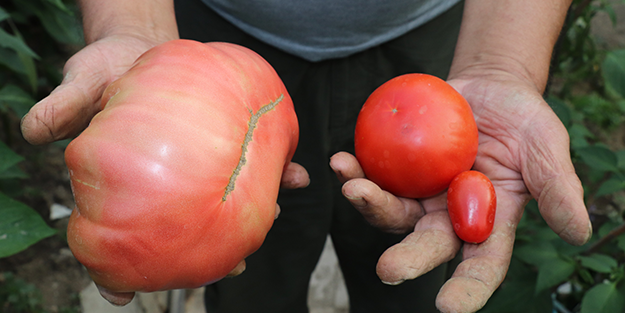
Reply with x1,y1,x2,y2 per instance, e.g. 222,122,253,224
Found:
345,194,367,208
382,279,404,286
274,204,281,220
587,220,594,242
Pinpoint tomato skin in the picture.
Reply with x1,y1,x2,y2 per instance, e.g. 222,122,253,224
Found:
354,73,478,198
64,40,299,293
447,171,497,244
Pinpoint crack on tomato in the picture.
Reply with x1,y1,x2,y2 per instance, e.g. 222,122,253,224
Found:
222,94,284,201
73,178,100,190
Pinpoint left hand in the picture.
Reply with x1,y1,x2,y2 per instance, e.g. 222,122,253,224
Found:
330,71,592,313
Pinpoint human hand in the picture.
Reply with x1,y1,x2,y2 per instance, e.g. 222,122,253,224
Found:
330,72,591,313
18,33,173,306
24,36,311,305
21,34,170,145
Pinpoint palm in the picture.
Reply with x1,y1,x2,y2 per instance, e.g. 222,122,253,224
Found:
452,76,588,243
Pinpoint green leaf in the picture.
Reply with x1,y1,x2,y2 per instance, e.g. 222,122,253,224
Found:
595,177,625,197
513,241,559,266
554,239,589,257
0,28,39,59
0,192,56,258
29,2,83,45
569,123,593,149
546,96,572,128
0,84,36,117
618,235,625,253
44,0,72,14
0,141,24,175
0,47,27,74
7,23,38,93
580,281,625,313
575,145,620,172
578,254,618,273
535,257,576,294
16,50,37,94
0,165,28,179
599,221,618,237
603,49,625,98
0,7,9,22
616,150,625,169
579,268,595,285
480,279,552,313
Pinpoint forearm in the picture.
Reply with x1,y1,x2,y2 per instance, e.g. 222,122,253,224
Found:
79,0,178,44
448,0,572,92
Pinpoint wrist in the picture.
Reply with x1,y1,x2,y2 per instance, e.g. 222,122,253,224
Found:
78,0,178,44
448,0,571,93
448,53,544,93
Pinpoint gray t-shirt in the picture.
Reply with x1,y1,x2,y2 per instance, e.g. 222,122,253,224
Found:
201,0,462,61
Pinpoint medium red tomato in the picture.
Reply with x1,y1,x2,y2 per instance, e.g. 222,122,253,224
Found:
447,171,497,244
354,73,478,198
65,40,299,293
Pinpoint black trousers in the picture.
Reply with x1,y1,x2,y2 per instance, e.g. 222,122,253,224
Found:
175,1,464,312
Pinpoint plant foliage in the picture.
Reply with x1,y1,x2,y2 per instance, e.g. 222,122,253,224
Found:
0,0,82,258
481,1,625,312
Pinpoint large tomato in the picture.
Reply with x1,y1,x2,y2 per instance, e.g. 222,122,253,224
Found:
354,73,478,198
65,40,299,293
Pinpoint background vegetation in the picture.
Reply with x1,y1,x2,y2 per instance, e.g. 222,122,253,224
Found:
481,0,625,312
0,0,83,312
3,0,625,312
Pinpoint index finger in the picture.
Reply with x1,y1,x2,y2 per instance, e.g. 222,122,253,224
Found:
435,190,523,313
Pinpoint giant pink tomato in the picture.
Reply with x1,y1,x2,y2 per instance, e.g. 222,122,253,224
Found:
65,40,299,293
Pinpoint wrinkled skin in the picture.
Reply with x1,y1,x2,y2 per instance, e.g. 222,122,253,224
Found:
64,40,299,303
330,72,591,313
21,19,589,313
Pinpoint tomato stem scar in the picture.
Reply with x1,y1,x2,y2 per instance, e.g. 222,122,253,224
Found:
222,94,284,201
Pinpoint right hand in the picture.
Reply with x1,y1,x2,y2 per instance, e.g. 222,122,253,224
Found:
21,34,176,306
23,34,310,307
21,34,173,145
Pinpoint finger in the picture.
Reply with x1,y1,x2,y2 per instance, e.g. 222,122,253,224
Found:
21,58,109,145
342,178,424,234
96,284,135,306
226,259,247,277
435,191,521,313
376,210,461,284
280,162,310,189
522,110,591,246
330,151,365,184
275,203,281,220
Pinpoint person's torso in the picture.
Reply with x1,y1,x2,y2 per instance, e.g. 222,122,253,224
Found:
201,0,461,61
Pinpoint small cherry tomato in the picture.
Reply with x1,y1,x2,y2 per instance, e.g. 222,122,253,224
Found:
447,171,497,244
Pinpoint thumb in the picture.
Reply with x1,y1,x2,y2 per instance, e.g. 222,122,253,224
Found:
96,284,135,306
21,57,110,145
280,162,310,189
522,108,591,246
